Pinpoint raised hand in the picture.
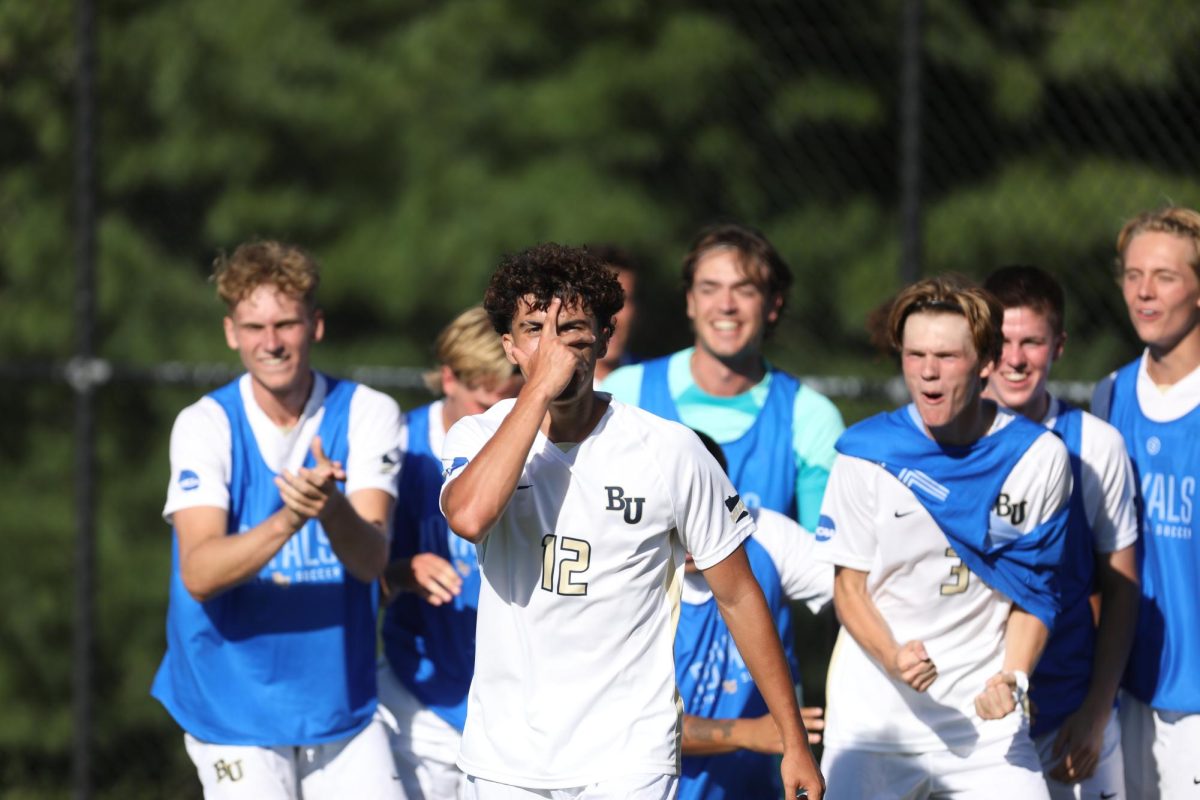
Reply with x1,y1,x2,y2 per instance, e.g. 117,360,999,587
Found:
509,297,596,401
274,435,347,524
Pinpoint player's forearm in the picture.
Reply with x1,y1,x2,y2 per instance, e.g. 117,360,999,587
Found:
443,384,552,542
682,714,779,756
1002,604,1049,674
716,592,807,750
319,490,389,582
180,509,300,601
833,568,901,670
1082,547,1139,710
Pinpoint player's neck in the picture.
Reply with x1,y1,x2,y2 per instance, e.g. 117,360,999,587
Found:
250,372,314,429
1145,325,1200,388
925,398,996,447
689,347,766,397
543,389,608,443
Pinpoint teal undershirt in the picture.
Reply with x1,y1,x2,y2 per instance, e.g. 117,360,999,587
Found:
602,348,844,531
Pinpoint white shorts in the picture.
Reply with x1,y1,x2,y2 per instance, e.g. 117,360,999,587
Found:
821,734,1049,800
1119,690,1200,800
463,773,677,800
1033,710,1124,799
377,659,466,799
184,716,406,800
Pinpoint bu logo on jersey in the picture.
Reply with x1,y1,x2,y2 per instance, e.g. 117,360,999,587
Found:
993,493,1027,526
605,486,645,524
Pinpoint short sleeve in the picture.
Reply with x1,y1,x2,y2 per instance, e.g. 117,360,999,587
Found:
671,428,754,571
813,455,879,572
993,432,1072,538
600,363,644,406
346,386,404,498
1080,414,1139,553
163,397,232,523
751,508,833,613
438,414,491,515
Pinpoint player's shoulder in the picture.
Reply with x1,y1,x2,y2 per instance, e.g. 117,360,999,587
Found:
1075,405,1131,457
610,397,702,447
173,394,230,436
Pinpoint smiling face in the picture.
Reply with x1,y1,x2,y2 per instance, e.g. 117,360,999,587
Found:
223,283,323,411
1121,231,1200,355
503,296,605,404
901,311,993,443
987,305,1064,420
686,247,782,365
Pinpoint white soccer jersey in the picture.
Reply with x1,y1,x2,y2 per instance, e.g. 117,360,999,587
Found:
440,396,754,789
163,373,404,521
818,414,1071,753
681,507,833,614
1041,396,1138,554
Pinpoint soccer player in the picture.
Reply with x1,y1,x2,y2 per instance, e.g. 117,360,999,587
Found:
603,223,844,529
1091,206,1200,799
440,243,823,800
982,265,1139,799
152,241,406,798
587,243,641,386
677,431,833,800
378,305,522,799
817,275,1071,800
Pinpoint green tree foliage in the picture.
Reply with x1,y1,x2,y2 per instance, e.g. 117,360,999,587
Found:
1,0,1199,794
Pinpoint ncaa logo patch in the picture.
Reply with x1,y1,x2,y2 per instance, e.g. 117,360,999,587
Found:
815,514,836,542
178,469,200,492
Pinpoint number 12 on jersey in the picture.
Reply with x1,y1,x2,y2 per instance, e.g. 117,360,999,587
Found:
541,534,592,596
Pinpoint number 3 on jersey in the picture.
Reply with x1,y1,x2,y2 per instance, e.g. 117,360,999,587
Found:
940,547,970,595
541,534,592,596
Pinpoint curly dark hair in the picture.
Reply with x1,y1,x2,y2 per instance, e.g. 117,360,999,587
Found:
484,243,625,336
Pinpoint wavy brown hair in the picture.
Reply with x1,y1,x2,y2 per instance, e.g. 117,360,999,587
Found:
484,243,624,337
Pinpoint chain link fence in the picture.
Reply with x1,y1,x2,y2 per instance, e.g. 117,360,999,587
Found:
8,1,1200,796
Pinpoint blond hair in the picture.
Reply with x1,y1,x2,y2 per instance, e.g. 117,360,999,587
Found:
1116,206,1200,277
424,306,516,394
887,275,1003,365
212,240,320,309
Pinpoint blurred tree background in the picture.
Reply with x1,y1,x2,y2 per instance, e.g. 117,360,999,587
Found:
2,0,1199,795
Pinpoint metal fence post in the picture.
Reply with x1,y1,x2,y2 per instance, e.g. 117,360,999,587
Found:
73,0,98,796
899,0,924,285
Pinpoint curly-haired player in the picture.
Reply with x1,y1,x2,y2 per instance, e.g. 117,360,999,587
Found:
440,243,823,800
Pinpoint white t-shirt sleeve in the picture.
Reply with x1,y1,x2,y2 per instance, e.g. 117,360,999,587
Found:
1080,413,1139,553
163,397,232,523
814,454,879,572
345,385,404,498
752,508,834,613
438,414,491,515
990,431,1072,541
670,427,754,571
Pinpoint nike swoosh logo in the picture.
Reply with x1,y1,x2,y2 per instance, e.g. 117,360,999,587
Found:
894,510,916,518
1101,793,1117,799
516,484,533,490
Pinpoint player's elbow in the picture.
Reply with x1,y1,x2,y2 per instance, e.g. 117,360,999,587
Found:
180,569,222,604
446,514,490,544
